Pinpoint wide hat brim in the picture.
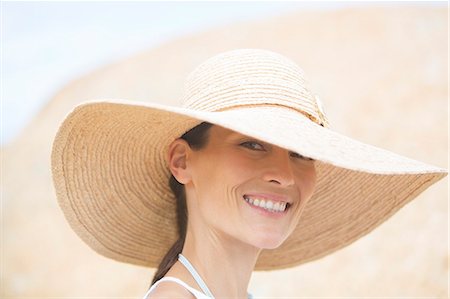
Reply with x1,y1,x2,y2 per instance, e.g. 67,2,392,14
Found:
51,99,447,270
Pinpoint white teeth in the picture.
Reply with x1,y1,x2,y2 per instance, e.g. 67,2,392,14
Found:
273,202,280,210
244,196,288,213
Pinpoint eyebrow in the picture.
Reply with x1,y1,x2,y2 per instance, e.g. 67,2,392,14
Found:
230,132,267,145
226,131,257,142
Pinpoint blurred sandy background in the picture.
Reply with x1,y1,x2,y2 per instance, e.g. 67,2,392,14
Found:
2,2,448,298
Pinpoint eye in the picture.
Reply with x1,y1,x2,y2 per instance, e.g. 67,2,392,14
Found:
290,152,315,161
240,141,265,151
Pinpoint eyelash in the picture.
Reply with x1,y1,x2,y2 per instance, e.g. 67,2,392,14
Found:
240,141,264,151
240,141,314,161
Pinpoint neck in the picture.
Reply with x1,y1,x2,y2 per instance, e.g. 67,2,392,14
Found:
177,224,260,298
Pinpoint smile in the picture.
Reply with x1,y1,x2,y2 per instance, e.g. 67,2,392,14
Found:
243,195,291,213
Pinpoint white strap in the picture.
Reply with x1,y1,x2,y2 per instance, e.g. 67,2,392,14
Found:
178,253,215,298
144,255,253,299
177,254,253,299
143,276,211,299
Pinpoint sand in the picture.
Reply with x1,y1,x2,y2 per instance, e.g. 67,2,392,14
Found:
2,5,448,298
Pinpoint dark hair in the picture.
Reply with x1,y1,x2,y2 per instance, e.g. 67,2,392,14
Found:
150,122,213,286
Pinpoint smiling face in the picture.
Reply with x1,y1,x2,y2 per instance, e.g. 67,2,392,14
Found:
171,125,317,250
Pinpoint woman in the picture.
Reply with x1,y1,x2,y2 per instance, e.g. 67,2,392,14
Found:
149,122,316,298
51,49,447,298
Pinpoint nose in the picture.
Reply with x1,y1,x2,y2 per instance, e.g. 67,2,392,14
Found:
262,149,295,187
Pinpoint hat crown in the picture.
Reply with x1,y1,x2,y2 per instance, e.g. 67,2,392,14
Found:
181,49,329,127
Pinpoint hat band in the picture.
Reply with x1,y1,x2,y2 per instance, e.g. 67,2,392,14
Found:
216,103,329,127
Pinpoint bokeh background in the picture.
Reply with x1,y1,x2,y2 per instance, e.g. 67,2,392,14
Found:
2,1,448,298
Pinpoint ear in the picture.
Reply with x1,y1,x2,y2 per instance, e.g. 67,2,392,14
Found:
167,138,192,184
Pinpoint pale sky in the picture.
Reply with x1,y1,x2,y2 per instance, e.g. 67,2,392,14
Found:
1,1,444,146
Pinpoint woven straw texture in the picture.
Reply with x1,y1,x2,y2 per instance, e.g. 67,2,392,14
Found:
3,5,448,298
51,49,446,270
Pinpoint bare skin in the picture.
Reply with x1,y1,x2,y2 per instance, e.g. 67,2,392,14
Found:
149,125,316,298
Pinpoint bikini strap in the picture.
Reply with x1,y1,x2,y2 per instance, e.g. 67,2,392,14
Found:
143,276,211,299
178,253,215,298
177,253,253,299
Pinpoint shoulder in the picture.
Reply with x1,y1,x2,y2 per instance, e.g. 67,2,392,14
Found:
146,280,196,299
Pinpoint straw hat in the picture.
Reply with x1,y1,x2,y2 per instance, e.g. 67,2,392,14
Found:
51,48,447,270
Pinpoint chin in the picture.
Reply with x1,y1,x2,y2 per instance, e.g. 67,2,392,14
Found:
250,231,289,249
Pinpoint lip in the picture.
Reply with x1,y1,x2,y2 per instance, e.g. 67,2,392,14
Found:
243,192,292,204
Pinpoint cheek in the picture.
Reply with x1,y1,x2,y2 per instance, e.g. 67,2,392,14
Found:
205,152,256,188
225,154,262,179
191,152,248,206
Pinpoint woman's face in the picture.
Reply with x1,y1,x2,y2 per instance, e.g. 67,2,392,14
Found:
182,125,316,249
